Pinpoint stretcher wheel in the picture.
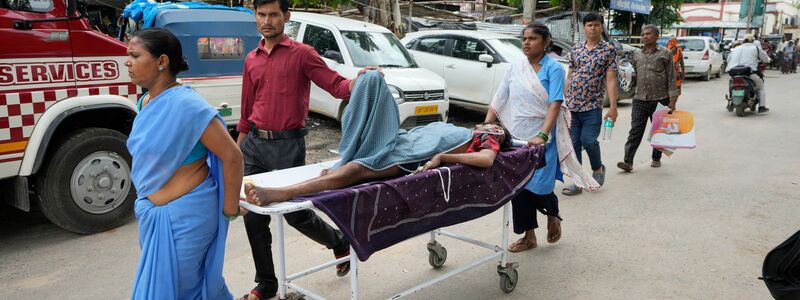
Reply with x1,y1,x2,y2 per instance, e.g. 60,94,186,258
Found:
427,242,447,268
499,269,518,293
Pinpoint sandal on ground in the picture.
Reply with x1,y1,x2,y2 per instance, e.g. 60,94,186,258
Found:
561,184,583,196
335,250,351,277
508,239,537,253
239,288,271,300
547,216,562,244
651,161,662,168
593,165,606,186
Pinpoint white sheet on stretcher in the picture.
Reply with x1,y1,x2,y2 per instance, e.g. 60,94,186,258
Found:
238,160,338,215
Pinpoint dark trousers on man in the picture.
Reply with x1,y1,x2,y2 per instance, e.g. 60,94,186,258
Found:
511,190,561,234
623,99,669,164
241,131,348,297
569,108,603,171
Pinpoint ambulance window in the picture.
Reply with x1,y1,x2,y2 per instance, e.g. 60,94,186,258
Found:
197,37,245,60
303,25,340,56
3,0,53,13
285,21,300,40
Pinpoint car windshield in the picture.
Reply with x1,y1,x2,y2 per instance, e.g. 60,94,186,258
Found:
341,31,416,68
486,38,526,62
679,39,706,51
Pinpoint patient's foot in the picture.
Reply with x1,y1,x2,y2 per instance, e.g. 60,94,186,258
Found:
244,183,286,206
547,216,561,243
508,236,537,253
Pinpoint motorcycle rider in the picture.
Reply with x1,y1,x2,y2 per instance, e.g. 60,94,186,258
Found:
725,34,771,113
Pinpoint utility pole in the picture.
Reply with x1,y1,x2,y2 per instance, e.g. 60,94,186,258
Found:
523,0,536,24
746,0,755,34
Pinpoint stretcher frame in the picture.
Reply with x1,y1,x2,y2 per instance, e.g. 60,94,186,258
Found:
239,160,520,300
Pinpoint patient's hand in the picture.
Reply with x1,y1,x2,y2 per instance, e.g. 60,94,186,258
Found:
415,154,443,174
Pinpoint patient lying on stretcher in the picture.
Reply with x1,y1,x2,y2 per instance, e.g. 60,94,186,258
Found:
243,72,513,206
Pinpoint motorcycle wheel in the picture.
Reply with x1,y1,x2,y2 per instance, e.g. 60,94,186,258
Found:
736,104,745,117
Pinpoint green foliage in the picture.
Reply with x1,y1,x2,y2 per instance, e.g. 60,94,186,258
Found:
609,0,683,34
289,0,349,9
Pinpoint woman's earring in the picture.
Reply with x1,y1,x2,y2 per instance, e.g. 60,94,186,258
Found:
158,66,164,72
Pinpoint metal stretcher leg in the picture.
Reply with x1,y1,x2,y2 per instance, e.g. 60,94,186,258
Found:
427,230,447,268
496,202,519,293
277,214,288,299
350,246,358,300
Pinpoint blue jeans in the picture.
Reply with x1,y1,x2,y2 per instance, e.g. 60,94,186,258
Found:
569,108,603,171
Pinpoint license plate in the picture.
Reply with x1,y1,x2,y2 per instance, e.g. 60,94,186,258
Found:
218,107,232,117
732,90,745,97
415,105,438,115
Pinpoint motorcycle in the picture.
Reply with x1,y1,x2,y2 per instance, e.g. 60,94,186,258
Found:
725,66,761,117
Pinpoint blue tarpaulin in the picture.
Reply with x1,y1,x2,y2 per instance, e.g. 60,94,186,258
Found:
123,0,252,28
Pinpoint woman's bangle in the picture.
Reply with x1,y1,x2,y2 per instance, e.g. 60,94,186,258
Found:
223,208,240,222
537,131,549,143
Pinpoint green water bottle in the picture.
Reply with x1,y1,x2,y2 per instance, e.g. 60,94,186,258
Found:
601,118,614,142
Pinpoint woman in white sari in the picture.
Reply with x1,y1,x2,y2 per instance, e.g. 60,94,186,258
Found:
486,24,599,252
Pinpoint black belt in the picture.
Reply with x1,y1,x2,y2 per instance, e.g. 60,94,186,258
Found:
251,125,307,140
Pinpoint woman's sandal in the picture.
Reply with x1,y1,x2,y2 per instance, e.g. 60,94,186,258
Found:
335,251,351,277
561,184,583,196
508,239,537,253
239,289,268,300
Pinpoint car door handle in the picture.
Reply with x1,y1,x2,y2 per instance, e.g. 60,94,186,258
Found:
446,64,456,69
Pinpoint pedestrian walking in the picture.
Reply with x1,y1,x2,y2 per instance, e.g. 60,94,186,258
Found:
561,12,618,196
236,0,377,299
486,23,599,252
667,37,685,95
617,25,679,172
127,28,244,300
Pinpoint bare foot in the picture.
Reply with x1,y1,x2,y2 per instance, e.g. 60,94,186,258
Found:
508,237,537,253
244,182,278,206
547,216,561,243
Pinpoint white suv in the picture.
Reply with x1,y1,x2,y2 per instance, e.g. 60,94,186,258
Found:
287,12,449,127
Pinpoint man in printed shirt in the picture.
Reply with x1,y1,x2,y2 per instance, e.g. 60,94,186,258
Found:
617,24,679,172
236,0,378,298
562,12,618,195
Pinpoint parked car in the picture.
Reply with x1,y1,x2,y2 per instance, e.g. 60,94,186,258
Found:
676,36,724,81
401,30,547,110
288,12,448,127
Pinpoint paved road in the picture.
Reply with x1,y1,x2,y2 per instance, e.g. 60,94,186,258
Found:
2,71,799,299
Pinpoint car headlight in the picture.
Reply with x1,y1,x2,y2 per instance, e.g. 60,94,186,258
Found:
388,85,404,104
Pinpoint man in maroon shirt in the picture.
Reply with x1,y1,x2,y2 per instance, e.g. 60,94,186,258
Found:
236,0,377,299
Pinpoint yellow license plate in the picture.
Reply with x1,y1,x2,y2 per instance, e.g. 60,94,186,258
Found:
415,105,438,115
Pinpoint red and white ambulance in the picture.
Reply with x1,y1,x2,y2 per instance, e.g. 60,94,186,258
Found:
1,0,139,233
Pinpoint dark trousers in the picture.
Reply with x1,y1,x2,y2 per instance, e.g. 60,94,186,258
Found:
511,190,560,234
569,108,603,171
624,99,669,164
241,131,348,297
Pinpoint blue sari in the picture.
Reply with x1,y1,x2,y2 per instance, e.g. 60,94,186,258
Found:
127,86,232,300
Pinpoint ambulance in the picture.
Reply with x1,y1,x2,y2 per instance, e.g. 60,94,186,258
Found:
0,0,140,233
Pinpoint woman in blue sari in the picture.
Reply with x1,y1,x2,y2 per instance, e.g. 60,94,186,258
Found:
486,24,599,253
126,28,243,299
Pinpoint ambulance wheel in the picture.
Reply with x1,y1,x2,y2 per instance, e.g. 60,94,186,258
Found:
36,128,135,234
427,242,447,268
499,269,518,293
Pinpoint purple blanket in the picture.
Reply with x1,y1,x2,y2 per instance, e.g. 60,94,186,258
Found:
294,146,545,261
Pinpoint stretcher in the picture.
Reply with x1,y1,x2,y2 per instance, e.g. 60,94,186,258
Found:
239,143,540,300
